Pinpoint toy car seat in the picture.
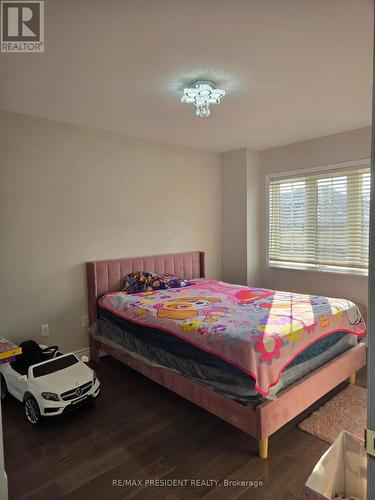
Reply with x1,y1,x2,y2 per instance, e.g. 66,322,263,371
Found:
12,340,58,376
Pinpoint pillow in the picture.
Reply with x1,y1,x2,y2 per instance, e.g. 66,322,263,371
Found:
122,272,191,293
155,273,191,289
122,271,157,294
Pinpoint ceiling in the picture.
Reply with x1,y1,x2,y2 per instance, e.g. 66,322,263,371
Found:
0,0,372,152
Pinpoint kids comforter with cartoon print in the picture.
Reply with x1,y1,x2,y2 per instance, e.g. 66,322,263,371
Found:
98,279,366,396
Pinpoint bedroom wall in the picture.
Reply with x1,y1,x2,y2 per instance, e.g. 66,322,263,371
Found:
221,148,261,286
260,127,371,307
0,110,222,352
221,149,248,284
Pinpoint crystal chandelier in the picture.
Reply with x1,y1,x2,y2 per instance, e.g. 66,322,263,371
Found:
181,80,225,117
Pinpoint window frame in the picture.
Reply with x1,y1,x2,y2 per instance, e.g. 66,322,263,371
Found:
265,158,370,277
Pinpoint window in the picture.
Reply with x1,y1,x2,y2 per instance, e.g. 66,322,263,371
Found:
268,164,371,274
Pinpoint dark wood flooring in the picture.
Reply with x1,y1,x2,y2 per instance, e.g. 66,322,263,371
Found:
3,357,367,500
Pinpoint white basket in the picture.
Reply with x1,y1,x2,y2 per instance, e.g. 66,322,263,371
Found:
305,431,367,500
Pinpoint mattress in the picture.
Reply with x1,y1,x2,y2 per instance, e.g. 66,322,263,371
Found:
98,280,366,396
97,308,358,405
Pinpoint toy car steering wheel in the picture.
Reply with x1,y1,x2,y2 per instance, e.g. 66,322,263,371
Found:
42,346,59,358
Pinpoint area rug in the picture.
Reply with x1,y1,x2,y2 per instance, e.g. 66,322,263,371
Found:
298,384,367,444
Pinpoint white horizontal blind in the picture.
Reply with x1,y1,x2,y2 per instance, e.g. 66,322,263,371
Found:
268,166,371,273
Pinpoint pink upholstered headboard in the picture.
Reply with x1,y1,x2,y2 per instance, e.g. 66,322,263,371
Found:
87,251,205,325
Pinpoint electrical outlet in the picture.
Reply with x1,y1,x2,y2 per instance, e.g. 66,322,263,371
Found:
41,324,50,337
81,315,89,328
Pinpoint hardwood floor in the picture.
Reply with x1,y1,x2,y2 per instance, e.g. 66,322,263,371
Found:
2,357,367,500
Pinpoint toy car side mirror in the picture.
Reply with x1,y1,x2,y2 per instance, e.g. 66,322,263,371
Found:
81,355,89,363
17,375,27,382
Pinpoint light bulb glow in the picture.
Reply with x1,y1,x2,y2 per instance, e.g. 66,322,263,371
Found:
181,80,225,117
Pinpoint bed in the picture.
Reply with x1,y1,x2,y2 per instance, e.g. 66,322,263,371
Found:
87,251,367,459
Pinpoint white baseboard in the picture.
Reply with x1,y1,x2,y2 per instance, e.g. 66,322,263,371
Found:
74,347,90,359
74,347,106,360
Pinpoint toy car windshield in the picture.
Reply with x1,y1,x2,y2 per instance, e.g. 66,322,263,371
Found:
32,354,79,378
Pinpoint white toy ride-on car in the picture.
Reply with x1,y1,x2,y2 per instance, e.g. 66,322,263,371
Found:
0,340,100,424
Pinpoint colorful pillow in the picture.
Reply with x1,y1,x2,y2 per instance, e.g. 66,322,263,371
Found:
122,271,157,294
155,273,191,289
122,272,190,294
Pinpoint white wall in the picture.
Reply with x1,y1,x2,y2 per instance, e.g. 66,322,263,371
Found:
221,148,261,286
260,127,371,306
246,149,261,286
221,149,248,284
0,110,222,352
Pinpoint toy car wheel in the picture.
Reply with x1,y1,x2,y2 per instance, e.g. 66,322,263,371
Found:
0,376,8,400
24,397,41,425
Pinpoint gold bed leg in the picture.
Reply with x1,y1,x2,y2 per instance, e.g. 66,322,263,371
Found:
349,372,356,385
258,438,268,459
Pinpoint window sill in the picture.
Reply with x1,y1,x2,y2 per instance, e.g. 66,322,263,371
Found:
267,263,368,278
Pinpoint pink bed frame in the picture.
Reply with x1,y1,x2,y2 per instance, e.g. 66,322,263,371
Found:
87,251,367,459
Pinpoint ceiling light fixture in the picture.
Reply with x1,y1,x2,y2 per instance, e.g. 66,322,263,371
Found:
181,80,225,117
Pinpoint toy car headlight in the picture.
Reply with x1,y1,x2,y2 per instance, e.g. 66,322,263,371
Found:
41,392,59,401
93,371,97,384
